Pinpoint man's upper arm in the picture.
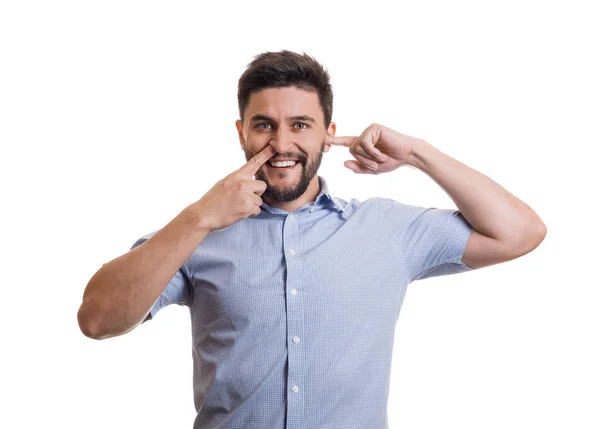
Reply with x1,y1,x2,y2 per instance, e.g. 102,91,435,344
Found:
130,234,193,323
461,227,539,270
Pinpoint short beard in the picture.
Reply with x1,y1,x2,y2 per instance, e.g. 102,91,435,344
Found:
248,141,324,203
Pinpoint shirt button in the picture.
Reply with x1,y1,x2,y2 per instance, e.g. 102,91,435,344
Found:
292,336,300,344
291,288,297,295
309,208,315,213
289,214,295,221
289,249,296,255
292,385,299,393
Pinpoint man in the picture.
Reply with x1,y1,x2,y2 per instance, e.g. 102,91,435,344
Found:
78,50,546,428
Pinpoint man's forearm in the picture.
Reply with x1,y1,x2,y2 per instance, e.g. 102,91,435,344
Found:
408,140,546,243
78,206,211,339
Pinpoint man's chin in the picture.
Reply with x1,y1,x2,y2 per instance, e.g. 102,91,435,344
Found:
265,184,299,200
263,179,310,203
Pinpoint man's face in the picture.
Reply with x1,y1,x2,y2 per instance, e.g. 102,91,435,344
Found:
236,86,335,203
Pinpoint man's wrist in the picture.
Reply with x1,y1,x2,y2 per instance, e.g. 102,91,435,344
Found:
407,139,437,172
181,203,214,233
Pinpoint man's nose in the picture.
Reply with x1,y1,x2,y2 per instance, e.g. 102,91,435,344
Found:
268,128,295,153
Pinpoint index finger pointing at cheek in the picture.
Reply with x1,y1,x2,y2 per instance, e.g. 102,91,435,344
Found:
238,145,276,177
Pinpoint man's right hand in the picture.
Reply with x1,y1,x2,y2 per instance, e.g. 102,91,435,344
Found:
189,145,276,231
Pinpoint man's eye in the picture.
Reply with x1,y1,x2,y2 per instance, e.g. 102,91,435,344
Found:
294,123,308,129
256,123,272,129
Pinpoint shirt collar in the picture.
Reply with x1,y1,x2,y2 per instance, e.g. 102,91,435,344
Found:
260,175,350,217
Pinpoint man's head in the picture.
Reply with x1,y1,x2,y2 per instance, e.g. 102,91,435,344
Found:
235,50,335,204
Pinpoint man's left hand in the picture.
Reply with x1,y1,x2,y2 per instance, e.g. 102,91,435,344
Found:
326,123,424,174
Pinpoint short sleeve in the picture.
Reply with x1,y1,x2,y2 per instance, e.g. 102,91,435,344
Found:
130,233,193,323
376,198,474,282
406,207,474,281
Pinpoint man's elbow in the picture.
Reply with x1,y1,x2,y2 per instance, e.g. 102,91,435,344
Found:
532,220,546,246
77,303,117,340
77,303,143,340
77,305,105,340
517,220,547,256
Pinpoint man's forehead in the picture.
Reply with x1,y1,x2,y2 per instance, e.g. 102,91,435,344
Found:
245,87,322,119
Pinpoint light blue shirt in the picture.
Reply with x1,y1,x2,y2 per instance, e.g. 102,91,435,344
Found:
131,175,474,429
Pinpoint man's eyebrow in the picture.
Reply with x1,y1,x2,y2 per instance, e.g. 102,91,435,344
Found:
288,115,316,123
249,114,275,123
249,114,317,124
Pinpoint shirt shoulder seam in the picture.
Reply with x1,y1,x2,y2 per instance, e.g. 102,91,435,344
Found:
374,197,404,261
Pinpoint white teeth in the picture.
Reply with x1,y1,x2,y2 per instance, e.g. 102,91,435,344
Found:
270,160,297,167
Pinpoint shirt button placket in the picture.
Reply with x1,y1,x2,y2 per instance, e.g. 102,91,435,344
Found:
284,212,305,428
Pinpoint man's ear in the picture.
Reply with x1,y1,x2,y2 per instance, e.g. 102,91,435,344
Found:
324,122,336,153
235,119,245,150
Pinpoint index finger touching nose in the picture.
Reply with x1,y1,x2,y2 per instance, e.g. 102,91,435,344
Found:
239,145,276,176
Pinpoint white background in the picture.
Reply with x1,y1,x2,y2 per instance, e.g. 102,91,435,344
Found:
1,1,598,428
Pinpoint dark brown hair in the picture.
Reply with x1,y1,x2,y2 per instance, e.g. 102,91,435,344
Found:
237,50,333,127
